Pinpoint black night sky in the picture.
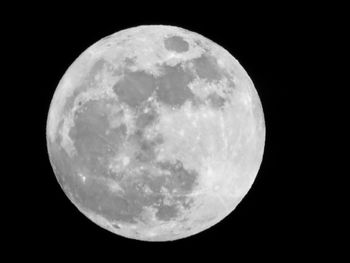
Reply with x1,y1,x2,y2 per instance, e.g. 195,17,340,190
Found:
8,3,330,260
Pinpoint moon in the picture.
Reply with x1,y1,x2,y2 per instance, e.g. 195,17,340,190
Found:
46,25,265,241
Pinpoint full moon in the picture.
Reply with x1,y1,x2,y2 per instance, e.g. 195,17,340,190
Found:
46,25,265,241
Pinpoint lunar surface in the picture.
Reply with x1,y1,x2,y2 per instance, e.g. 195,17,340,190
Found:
46,25,265,241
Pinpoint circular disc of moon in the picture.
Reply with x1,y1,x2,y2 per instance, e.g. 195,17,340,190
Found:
46,25,265,241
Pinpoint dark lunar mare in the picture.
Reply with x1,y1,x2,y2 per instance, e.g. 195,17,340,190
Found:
51,96,200,224
112,63,198,109
155,64,197,107
111,52,235,110
164,36,189,53
112,70,156,108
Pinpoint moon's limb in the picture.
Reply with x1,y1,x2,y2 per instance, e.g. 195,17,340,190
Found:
47,25,265,241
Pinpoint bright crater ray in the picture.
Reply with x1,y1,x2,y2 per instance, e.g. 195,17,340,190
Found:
46,25,265,241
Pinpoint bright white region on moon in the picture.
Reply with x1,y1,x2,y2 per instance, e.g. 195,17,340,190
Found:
46,25,265,241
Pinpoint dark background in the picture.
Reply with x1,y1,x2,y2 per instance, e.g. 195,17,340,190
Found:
9,3,332,260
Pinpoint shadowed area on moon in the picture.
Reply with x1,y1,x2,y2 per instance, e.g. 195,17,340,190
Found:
48,47,238,229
